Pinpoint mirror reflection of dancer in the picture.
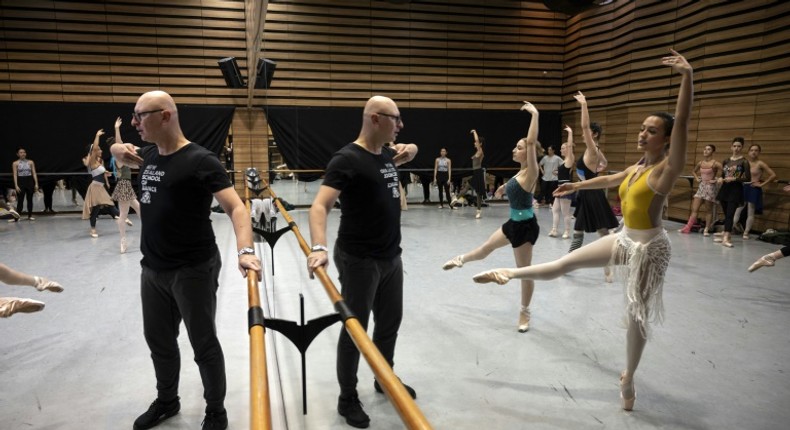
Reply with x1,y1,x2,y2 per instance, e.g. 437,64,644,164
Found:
549,125,575,239
569,91,620,282
714,138,751,247
474,50,693,411
434,148,453,209
444,102,542,333
0,263,63,318
679,145,722,236
470,129,486,218
82,129,120,238
732,144,776,239
111,117,142,253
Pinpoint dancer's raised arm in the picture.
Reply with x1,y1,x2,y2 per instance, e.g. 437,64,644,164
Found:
653,49,693,194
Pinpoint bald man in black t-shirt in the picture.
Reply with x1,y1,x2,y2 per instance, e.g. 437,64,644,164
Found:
308,96,418,429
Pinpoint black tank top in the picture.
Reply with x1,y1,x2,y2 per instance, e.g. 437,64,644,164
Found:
558,163,572,183
576,157,598,180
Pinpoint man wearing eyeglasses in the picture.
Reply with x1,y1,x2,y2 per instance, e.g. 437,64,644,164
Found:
110,90,261,430
307,95,418,428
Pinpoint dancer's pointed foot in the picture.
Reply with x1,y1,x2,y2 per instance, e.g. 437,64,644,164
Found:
0,297,45,318
472,269,512,285
442,255,464,270
475,210,481,219
518,306,531,333
34,276,63,293
120,237,128,254
748,254,775,272
562,231,570,239
703,228,710,237
548,228,558,237
90,229,98,238
620,371,636,411
125,218,133,226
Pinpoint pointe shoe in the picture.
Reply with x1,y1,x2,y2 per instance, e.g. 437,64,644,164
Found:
721,241,734,248
475,210,481,219
472,270,511,285
125,218,133,226
713,237,722,243
34,276,63,293
562,231,570,239
442,255,464,270
742,234,749,240
518,306,531,333
0,297,46,318
620,372,636,411
748,255,775,272
90,230,98,238
548,228,558,237
703,229,710,237
120,237,128,254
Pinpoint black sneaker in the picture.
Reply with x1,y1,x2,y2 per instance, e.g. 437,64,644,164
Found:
373,379,417,399
202,410,228,430
337,394,370,428
133,397,180,430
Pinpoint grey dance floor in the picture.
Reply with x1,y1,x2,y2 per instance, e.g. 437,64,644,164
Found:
2,180,789,430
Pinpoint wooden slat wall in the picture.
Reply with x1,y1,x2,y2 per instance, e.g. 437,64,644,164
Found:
259,0,565,109
561,0,790,232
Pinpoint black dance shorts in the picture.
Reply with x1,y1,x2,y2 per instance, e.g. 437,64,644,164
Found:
501,216,540,248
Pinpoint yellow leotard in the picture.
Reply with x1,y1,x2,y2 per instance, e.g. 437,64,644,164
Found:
618,166,666,230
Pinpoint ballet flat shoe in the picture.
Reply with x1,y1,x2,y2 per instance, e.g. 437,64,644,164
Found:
548,229,558,237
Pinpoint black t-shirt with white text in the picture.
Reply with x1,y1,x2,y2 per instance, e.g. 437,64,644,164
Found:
322,143,402,259
137,143,232,270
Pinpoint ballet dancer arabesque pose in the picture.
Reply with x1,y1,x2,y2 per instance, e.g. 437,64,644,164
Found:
443,101,542,332
474,50,693,411
679,144,722,236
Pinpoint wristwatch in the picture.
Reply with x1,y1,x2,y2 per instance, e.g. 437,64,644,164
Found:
310,244,328,253
238,247,255,257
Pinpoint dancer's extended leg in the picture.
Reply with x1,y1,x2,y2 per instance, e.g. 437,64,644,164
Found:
474,234,618,283
443,228,509,270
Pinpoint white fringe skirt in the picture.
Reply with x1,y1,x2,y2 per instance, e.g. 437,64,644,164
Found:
610,226,671,338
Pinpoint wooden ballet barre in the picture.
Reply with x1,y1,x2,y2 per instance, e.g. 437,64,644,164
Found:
244,189,272,430
264,181,433,430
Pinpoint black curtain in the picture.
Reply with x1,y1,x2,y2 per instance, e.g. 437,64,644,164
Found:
265,106,561,183
0,102,234,193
